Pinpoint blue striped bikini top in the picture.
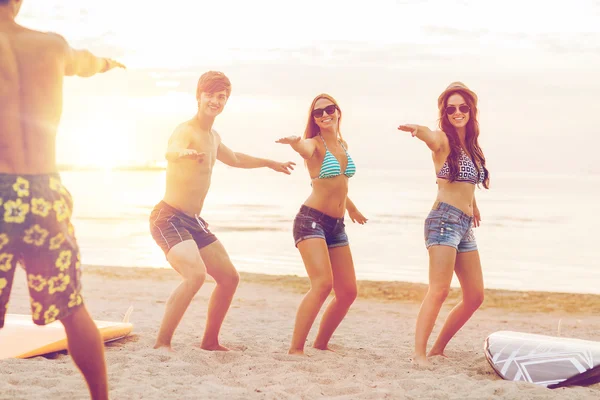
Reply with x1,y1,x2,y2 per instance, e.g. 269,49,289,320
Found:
313,134,356,180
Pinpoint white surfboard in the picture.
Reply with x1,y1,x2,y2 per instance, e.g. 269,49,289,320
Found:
484,331,600,388
0,307,133,359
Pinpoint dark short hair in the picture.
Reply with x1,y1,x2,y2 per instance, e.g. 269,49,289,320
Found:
196,71,231,99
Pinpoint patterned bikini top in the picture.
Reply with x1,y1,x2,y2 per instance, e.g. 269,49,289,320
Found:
312,135,356,180
437,147,484,185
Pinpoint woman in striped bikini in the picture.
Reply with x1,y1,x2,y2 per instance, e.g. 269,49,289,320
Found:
398,82,490,367
276,94,367,355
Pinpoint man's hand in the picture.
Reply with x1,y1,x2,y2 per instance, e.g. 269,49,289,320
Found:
101,58,126,72
178,149,205,162
268,161,296,175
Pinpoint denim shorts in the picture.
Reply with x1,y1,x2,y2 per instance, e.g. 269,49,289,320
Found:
293,205,349,248
424,202,477,253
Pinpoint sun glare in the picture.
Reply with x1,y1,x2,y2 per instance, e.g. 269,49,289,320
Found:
60,118,135,169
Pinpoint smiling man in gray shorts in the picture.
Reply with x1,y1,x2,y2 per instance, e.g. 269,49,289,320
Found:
150,71,295,351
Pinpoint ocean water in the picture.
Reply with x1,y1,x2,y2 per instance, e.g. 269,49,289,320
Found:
10,1,600,295
61,167,600,295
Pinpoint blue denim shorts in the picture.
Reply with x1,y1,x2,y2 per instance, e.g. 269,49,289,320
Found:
293,205,349,248
424,202,477,253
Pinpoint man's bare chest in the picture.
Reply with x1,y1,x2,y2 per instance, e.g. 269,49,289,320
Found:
189,131,219,165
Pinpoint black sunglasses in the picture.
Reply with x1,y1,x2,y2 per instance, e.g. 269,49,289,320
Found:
445,104,470,115
311,104,338,118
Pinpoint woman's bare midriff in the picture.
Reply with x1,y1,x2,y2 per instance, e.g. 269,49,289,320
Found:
434,179,476,215
303,176,349,218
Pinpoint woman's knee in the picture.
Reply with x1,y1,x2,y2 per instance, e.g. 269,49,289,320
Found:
335,284,357,305
427,285,450,304
310,277,333,298
464,290,484,310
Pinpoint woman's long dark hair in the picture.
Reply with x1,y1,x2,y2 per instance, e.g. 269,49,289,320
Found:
438,89,490,189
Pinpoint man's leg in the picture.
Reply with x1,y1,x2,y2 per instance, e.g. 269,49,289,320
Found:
198,240,239,350
155,239,207,350
23,176,109,399
24,244,108,399
0,248,17,330
60,306,109,400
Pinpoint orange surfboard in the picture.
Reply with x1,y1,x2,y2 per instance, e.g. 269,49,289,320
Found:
0,307,133,359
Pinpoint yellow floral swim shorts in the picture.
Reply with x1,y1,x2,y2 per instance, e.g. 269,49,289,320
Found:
0,174,83,328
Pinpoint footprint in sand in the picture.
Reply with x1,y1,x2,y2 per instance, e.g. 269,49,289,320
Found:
272,353,308,362
227,344,248,351
152,354,172,362
207,351,244,364
409,359,435,371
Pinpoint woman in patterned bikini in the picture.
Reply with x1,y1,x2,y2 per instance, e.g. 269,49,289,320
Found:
398,82,490,367
276,93,367,355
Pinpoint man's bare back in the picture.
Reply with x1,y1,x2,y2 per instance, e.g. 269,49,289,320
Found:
0,15,124,174
0,2,124,398
0,22,70,173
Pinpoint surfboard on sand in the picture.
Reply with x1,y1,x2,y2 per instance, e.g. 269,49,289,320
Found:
0,307,134,359
484,330,600,389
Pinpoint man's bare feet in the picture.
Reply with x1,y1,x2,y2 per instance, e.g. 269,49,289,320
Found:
410,354,432,368
199,343,230,351
153,343,175,352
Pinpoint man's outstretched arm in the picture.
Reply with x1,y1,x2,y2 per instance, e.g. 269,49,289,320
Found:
165,125,205,163
217,140,295,175
56,34,125,77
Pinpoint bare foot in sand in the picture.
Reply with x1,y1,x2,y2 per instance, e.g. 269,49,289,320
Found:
199,343,230,351
153,343,175,352
427,350,448,358
288,348,305,356
312,344,336,353
410,354,432,368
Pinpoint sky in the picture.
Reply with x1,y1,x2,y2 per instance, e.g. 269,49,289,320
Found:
14,0,600,174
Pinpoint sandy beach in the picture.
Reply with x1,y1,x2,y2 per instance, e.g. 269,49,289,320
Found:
2,1,599,400
1,265,599,400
